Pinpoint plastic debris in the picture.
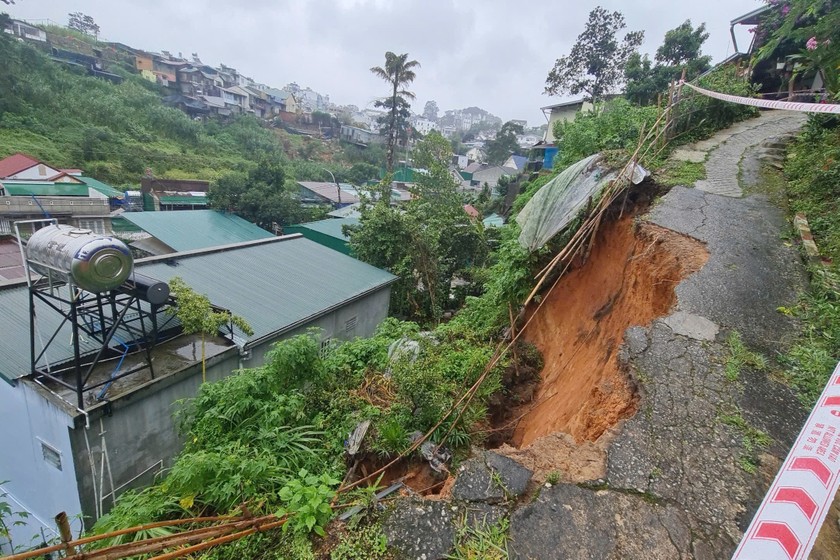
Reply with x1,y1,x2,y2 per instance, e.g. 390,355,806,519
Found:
516,154,648,252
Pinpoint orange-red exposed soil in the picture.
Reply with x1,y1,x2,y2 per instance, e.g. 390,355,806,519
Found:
511,217,708,447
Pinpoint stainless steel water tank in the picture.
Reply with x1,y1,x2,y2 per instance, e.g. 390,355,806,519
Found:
26,225,133,292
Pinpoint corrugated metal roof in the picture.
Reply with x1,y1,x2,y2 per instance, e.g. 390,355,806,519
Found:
1,182,90,196
78,176,124,199
138,236,395,344
0,236,396,384
120,210,273,252
158,196,208,205
288,218,359,241
298,182,361,204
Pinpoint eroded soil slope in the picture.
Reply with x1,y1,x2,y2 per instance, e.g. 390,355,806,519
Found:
513,217,708,447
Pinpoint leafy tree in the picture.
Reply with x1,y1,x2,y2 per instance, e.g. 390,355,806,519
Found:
625,20,711,106
348,131,484,323
168,277,253,383
656,20,711,72
623,53,670,106
67,12,100,39
545,7,643,102
422,100,439,121
209,160,312,229
345,162,379,185
485,121,524,165
374,94,412,157
370,51,420,171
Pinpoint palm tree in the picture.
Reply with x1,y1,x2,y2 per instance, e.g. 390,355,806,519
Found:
370,52,420,172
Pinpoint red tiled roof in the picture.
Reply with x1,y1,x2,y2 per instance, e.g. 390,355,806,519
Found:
0,153,41,179
463,204,480,218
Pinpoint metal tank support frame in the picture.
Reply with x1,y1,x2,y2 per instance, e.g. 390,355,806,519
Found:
14,219,170,410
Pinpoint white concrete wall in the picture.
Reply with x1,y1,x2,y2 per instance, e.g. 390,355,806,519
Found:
545,102,593,143
9,164,60,181
0,381,82,554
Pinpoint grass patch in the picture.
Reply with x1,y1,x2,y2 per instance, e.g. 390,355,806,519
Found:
724,331,769,382
654,159,706,187
450,516,510,560
330,522,390,560
719,411,772,474
776,117,840,406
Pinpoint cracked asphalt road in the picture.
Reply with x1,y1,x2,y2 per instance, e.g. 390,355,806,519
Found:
508,112,825,559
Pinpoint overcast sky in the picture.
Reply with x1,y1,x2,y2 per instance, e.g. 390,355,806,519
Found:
8,0,763,125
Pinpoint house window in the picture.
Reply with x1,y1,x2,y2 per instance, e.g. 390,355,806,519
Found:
40,440,62,471
344,316,357,337
319,337,333,359
77,219,105,234
0,218,10,235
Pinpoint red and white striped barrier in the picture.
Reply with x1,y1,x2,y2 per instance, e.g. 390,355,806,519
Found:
683,82,840,115
733,361,840,559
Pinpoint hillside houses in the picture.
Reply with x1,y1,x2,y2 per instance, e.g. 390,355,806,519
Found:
0,153,122,240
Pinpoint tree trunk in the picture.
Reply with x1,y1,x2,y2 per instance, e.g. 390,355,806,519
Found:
387,79,398,172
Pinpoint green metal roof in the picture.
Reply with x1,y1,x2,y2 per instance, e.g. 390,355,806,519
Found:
0,236,396,384
287,218,359,242
1,181,89,196
159,195,207,205
120,210,274,252
110,217,143,233
138,236,396,345
482,213,505,228
78,176,125,199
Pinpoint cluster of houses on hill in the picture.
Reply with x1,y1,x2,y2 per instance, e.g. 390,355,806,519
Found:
130,48,329,122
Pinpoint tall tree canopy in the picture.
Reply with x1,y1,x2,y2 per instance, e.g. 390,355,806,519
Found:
375,95,412,158
209,160,315,230
485,121,524,165
624,20,711,106
545,7,643,102
656,20,711,70
68,12,100,38
422,100,439,121
348,131,484,323
370,52,420,171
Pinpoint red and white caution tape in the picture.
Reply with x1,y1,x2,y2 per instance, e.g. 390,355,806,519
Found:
683,82,840,114
733,361,840,560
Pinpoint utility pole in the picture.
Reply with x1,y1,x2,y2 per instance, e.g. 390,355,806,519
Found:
322,168,341,206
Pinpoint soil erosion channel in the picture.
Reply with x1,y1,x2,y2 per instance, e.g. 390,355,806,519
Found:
512,215,709,448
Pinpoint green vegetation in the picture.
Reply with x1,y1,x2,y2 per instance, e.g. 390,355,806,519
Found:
92,313,508,555
625,20,711,106
1,482,31,552
756,0,840,98
719,411,772,474
348,132,486,324
777,116,840,405
329,522,390,560
0,17,381,221
486,121,525,165
370,51,420,171
724,331,769,382
450,516,510,560
0,25,288,184
653,160,705,187
545,7,643,102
